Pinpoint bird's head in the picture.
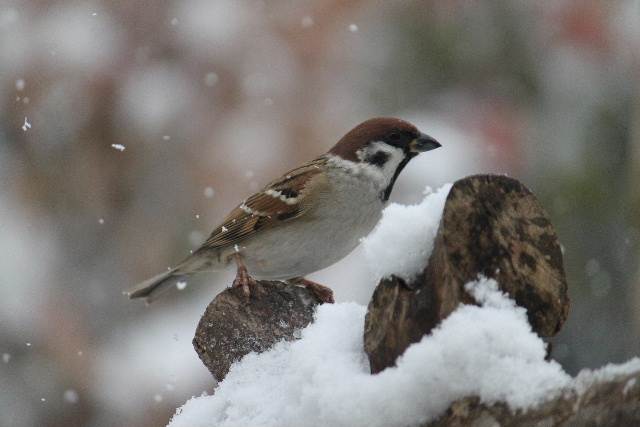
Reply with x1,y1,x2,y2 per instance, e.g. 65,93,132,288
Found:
328,117,441,201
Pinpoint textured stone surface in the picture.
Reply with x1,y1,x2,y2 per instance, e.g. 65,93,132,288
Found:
365,174,569,374
193,281,320,382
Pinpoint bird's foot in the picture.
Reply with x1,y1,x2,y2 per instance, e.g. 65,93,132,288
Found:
231,254,257,297
296,278,335,304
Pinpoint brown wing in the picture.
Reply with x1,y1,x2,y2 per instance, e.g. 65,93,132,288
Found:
197,157,329,250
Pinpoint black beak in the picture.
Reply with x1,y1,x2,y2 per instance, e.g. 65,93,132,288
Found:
410,132,442,153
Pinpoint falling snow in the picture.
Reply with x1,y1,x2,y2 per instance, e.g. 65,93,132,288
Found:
64,389,79,404
301,16,314,28
22,117,32,131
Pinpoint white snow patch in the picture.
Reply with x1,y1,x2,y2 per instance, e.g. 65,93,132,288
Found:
571,357,640,397
362,184,452,283
623,377,637,396
168,279,571,427
21,117,31,131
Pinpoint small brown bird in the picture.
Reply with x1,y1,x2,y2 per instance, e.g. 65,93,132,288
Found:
124,117,441,303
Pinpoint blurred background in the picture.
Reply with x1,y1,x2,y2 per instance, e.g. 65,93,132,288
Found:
1,0,639,425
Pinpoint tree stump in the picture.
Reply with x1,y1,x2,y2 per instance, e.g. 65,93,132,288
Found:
364,174,570,374
193,281,321,382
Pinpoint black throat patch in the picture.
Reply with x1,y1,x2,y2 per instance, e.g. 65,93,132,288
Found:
380,154,414,202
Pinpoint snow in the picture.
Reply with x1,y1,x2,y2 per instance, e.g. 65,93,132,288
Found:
204,186,216,198
21,116,31,131
362,184,452,283
167,184,640,427
572,358,640,397
169,278,571,427
63,389,79,404
623,377,638,396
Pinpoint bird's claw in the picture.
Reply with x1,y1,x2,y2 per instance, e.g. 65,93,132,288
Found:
296,279,335,304
231,254,257,297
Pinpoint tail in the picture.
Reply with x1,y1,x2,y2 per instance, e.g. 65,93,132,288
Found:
123,268,191,303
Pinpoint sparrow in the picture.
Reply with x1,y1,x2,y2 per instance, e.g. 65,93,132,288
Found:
124,117,441,304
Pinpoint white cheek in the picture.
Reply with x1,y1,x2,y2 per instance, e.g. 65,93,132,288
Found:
358,142,405,177
326,143,405,190
379,147,406,176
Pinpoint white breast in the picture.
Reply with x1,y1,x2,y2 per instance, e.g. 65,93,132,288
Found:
236,163,387,281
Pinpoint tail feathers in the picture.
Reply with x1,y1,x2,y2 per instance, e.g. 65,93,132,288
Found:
124,269,190,303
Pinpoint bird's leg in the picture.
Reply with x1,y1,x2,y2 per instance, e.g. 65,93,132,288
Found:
230,253,257,297
295,278,335,304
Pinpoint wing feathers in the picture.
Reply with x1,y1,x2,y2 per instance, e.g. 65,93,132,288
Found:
197,157,328,250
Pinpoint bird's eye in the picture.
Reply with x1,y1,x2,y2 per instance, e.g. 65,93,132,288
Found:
387,130,401,142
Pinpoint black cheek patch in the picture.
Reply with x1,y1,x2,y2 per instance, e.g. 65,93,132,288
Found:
367,151,390,168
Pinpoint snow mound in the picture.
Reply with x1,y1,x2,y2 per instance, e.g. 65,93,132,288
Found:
168,278,570,427
362,184,452,283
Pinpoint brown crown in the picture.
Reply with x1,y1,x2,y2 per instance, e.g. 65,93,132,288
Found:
328,117,420,162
